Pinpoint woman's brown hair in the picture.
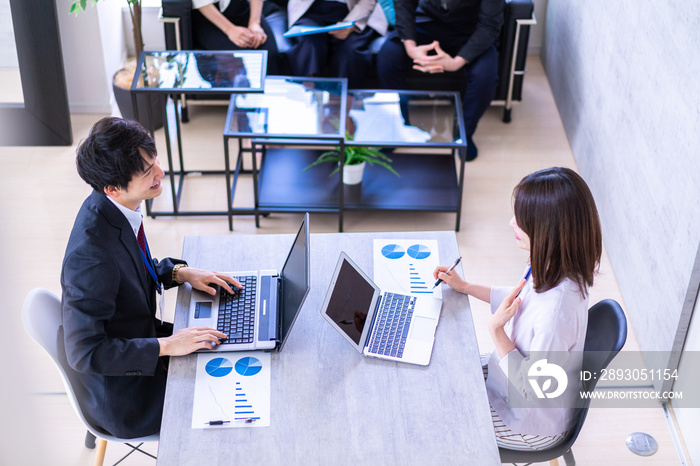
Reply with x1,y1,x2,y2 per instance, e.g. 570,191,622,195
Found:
513,167,602,297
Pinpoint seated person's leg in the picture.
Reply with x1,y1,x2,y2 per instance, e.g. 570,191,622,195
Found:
286,18,329,78
376,31,413,90
258,17,281,74
461,44,499,140
331,27,379,89
287,1,349,78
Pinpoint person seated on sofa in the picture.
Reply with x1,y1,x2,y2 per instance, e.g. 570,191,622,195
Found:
376,0,504,160
286,0,388,89
191,0,281,74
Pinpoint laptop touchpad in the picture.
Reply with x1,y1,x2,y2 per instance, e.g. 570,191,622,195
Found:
194,302,212,319
410,317,436,342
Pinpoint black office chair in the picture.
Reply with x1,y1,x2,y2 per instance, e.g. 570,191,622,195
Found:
499,299,628,466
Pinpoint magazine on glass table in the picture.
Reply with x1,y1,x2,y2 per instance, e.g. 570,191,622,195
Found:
283,21,356,38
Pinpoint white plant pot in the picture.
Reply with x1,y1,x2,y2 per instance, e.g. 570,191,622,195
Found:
343,161,365,185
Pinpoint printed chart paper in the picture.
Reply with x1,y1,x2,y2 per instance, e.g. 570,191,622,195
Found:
192,351,271,429
373,239,442,299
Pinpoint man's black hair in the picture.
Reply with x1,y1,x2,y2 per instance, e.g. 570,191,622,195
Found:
76,117,157,192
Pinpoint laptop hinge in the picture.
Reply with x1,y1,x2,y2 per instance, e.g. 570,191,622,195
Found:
274,275,283,343
364,293,383,349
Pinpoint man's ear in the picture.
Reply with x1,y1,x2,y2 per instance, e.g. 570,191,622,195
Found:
104,185,121,199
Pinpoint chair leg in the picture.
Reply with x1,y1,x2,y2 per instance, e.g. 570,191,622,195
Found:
93,438,107,466
85,430,96,449
550,459,559,466
562,448,576,465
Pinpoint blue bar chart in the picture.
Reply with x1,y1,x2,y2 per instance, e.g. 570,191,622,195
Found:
193,352,271,428
374,239,442,299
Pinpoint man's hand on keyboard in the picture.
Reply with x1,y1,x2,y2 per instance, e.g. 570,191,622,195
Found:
158,326,228,356
178,267,243,296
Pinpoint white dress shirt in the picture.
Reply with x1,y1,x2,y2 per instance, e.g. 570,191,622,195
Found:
485,268,589,436
192,0,232,13
106,196,143,239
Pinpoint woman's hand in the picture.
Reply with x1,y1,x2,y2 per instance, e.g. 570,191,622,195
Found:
177,267,242,296
488,278,526,332
433,265,468,293
248,22,267,48
328,23,354,40
226,25,255,48
488,279,526,358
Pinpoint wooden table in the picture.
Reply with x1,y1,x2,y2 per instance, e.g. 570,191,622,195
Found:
158,230,500,465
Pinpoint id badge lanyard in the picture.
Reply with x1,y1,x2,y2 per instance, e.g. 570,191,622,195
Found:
139,238,165,326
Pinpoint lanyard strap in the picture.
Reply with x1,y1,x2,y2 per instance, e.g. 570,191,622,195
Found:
139,236,162,292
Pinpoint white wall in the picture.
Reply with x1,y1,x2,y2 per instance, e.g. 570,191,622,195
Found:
55,0,124,114
0,0,18,68
542,1,700,461
123,4,166,55
528,0,546,55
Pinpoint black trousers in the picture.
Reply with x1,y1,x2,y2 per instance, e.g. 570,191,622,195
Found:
377,20,499,138
286,1,379,89
191,0,280,74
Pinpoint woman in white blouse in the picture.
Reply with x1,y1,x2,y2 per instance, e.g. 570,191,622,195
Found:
434,167,602,451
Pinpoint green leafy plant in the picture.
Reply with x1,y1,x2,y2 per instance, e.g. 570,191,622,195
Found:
303,134,399,177
71,0,145,58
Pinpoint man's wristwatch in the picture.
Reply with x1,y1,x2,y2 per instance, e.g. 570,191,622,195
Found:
172,264,188,284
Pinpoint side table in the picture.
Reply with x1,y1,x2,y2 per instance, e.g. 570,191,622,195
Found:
130,50,267,219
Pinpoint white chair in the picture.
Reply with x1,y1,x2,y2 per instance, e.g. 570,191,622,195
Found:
22,288,159,466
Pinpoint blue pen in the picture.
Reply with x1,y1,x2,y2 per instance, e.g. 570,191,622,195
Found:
517,267,532,298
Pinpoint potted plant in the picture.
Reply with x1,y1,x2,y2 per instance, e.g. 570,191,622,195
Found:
303,134,399,185
71,0,163,131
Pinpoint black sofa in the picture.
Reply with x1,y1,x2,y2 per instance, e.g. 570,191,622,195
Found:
160,0,534,122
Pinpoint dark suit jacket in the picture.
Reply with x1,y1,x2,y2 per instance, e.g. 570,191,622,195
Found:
59,191,185,439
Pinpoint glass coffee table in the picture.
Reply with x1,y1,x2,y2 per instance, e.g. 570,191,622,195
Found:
225,82,468,231
130,50,267,218
223,76,348,230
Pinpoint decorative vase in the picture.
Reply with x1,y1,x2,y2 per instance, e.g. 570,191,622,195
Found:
343,161,365,185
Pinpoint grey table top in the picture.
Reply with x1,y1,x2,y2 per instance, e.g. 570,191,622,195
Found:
158,230,500,465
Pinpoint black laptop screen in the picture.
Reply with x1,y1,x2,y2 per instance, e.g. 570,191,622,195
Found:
325,258,375,345
278,214,310,350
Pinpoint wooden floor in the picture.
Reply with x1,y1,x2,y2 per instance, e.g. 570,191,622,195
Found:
0,58,688,465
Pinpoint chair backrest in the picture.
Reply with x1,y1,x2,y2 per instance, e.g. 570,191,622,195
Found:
499,299,627,463
22,288,158,443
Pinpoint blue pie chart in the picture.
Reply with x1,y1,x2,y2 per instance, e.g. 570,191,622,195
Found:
407,244,431,259
235,356,263,376
205,357,233,377
381,244,405,259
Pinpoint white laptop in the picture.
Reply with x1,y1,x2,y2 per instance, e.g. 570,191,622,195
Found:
186,213,310,352
320,252,442,366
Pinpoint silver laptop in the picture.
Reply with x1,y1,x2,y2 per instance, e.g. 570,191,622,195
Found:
320,252,442,366
186,213,310,352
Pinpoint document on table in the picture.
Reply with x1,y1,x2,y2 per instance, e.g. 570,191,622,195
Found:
349,95,432,143
283,20,356,38
373,239,442,299
192,351,271,429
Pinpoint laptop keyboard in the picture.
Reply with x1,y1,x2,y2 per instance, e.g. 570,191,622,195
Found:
367,292,416,359
217,276,257,344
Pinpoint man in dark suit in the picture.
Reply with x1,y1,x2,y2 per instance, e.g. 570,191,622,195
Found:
377,0,504,160
60,117,240,439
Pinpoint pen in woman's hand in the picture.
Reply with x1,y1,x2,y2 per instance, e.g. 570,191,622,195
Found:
433,256,462,288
